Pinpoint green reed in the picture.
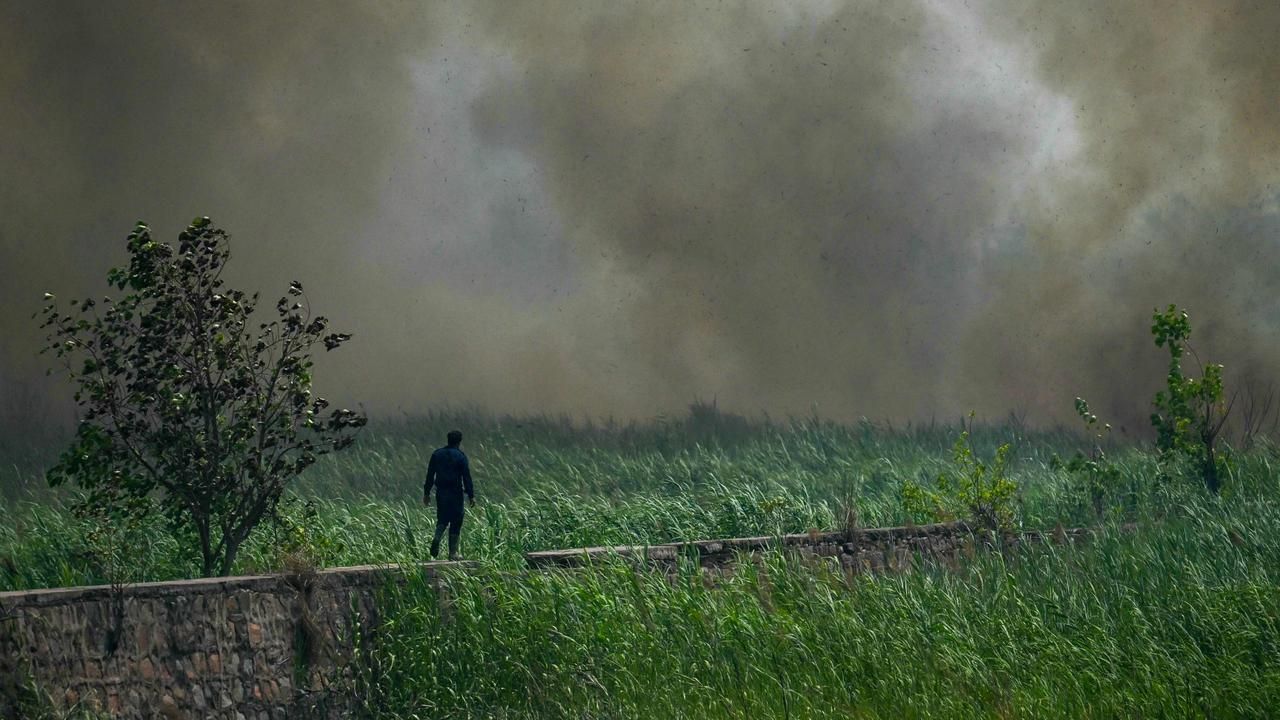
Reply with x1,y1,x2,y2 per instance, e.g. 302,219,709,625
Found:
354,495,1280,718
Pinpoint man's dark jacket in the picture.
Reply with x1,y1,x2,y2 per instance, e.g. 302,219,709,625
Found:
424,445,474,502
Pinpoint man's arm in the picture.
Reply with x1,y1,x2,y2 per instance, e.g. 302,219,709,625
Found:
424,451,439,503
462,453,475,503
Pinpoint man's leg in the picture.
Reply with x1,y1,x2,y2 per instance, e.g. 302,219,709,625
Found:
430,520,448,558
430,501,449,558
447,505,465,560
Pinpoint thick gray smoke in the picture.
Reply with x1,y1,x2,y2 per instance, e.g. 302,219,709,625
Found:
2,1,1278,429
958,0,1280,431
0,0,435,419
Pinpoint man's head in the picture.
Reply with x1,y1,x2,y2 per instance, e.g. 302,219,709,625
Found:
447,430,463,447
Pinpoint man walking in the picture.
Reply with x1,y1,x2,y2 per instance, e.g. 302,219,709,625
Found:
424,429,475,560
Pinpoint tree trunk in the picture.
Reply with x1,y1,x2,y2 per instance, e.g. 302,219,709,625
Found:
197,518,215,577
1205,442,1220,495
220,531,244,577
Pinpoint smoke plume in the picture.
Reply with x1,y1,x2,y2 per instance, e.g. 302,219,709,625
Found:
2,1,1278,430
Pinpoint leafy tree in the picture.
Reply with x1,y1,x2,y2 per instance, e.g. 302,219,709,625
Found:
902,414,1018,530
1149,305,1232,494
40,218,366,576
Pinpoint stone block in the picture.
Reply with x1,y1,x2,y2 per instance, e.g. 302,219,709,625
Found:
192,683,207,709
160,694,183,719
247,622,263,647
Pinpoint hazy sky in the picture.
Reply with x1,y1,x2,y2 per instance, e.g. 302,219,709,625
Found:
3,1,1278,430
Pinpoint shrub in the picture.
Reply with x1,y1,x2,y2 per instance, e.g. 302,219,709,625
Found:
902,415,1018,530
1051,397,1120,521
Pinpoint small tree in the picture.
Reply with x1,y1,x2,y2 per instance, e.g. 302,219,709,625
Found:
1149,305,1232,494
40,218,366,576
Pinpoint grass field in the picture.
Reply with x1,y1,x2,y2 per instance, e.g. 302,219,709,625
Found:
358,503,1280,718
3,406,1279,717
1,407,1150,590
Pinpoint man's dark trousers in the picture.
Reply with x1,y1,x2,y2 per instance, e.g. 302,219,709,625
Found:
431,492,465,558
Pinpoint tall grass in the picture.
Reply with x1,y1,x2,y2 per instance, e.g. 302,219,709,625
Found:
4,408,1279,716
0,407,1270,589
355,496,1280,718
0,408,1120,590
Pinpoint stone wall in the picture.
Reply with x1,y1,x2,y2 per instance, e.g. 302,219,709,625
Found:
0,563,453,719
1,522,1087,719
526,520,1091,572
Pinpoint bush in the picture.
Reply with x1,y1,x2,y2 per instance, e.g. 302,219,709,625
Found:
902,415,1018,530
